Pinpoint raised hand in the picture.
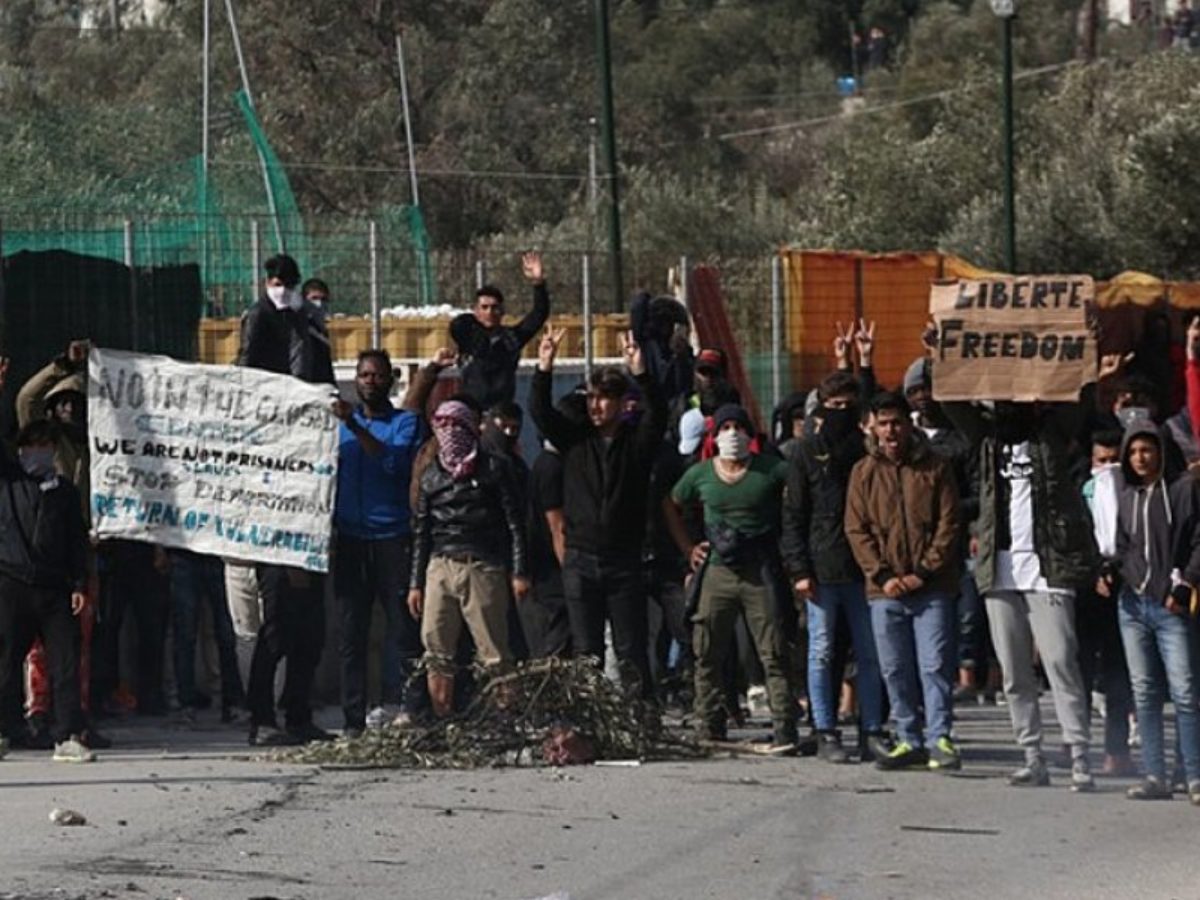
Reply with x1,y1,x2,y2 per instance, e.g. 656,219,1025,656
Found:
432,346,457,369
922,318,939,355
331,398,354,422
833,322,852,370
854,318,876,366
1098,351,1134,381
521,251,544,284
621,330,645,376
537,324,566,372
67,339,90,366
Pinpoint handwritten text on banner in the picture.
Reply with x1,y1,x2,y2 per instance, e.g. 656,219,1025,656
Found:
88,348,338,572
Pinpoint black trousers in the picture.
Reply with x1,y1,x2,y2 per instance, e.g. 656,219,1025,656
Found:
335,534,421,729
562,549,652,698
0,574,82,742
248,564,325,729
1076,588,1133,756
92,540,168,713
523,571,573,659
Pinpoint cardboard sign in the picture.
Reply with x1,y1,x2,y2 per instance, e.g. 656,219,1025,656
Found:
88,348,338,572
930,276,1097,402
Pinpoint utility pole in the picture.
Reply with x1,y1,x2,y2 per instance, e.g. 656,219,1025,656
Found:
395,32,421,209
991,0,1017,273
593,0,625,311
224,0,284,253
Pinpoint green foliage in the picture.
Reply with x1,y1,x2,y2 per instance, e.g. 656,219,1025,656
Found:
2,0,1200,285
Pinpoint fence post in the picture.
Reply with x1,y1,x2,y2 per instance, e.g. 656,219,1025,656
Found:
124,219,138,351
771,254,783,413
474,258,487,291
582,253,593,380
369,220,381,349
250,219,261,307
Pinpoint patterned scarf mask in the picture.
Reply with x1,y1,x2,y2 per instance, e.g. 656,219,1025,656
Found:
433,400,480,480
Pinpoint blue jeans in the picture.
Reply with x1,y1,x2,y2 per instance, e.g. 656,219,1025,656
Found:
170,550,244,710
1118,589,1200,783
807,582,882,733
870,592,955,748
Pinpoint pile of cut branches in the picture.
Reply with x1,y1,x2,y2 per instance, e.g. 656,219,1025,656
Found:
283,657,706,769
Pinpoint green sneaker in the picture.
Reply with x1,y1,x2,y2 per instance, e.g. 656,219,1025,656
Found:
928,736,961,771
875,740,929,771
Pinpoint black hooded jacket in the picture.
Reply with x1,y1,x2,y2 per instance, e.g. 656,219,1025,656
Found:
0,461,87,593
529,369,667,560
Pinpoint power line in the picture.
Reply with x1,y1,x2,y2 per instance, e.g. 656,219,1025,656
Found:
717,60,1080,140
209,159,599,182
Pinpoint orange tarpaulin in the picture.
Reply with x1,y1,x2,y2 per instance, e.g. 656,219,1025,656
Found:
782,249,1198,391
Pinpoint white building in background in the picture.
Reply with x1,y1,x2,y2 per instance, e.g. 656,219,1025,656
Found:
79,0,170,30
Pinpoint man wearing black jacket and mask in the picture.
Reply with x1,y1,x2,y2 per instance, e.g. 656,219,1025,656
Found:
0,421,93,762
782,368,887,764
238,253,336,747
529,326,667,699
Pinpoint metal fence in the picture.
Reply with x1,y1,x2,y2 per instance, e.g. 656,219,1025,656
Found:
0,211,794,416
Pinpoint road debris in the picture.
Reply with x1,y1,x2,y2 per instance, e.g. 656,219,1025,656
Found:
284,658,706,769
49,808,87,826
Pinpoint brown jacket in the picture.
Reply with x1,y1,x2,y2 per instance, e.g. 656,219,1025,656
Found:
844,430,961,599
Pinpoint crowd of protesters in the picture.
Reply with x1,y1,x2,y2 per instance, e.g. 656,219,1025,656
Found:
0,251,1198,809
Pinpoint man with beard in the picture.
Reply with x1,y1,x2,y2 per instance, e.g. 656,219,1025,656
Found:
332,347,452,737
530,327,668,699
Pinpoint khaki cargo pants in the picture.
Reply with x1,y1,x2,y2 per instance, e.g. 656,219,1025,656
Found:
421,556,511,672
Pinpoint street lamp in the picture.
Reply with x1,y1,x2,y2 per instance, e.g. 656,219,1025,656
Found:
991,0,1017,273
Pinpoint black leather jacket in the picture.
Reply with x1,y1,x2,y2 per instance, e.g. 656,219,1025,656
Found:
410,449,526,589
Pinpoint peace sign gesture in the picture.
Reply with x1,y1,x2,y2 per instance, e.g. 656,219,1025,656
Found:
833,322,853,371
537,324,567,373
854,318,876,367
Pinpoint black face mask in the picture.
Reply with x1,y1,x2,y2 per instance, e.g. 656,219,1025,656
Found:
819,405,859,441
995,403,1035,445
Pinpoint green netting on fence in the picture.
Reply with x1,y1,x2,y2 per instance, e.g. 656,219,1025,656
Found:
1,90,433,315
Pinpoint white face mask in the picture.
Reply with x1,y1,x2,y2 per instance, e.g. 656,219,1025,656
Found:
266,284,287,307
716,429,750,461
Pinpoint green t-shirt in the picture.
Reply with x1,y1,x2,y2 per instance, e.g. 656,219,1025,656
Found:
671,455,788,563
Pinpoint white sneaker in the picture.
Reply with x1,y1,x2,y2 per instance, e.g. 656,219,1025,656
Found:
53,738,96,764
365,704,402,730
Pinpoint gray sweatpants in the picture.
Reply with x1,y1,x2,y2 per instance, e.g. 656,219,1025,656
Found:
985,590,1091,762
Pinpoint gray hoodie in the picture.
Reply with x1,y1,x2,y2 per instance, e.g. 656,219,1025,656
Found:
1114,418,1200,601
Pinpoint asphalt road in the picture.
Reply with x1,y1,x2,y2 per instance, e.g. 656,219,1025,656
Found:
0,699,1196,900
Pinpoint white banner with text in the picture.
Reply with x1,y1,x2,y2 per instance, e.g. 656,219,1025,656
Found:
88,348,338,572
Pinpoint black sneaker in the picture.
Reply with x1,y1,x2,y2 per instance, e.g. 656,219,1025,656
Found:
861,732,892,763
287,723,335,743
249,723,299,747
1126,776,1173,800
1008,758,1051,787
817,731,850,764
875,741,929,771
79,729,113,750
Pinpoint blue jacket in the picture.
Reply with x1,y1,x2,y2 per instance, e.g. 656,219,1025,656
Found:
335,406,425,540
